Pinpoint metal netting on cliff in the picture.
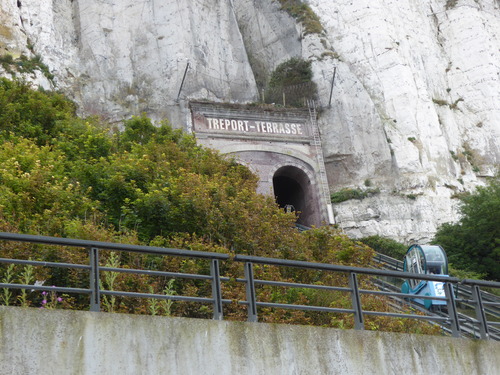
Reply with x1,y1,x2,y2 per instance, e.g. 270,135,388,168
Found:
261,81,318,108
177,65,258,103
176,64,318,107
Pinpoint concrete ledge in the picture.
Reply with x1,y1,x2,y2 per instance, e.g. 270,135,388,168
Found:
0,306,498,374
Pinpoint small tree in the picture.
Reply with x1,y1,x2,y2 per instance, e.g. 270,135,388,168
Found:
358,236,407,260
433,176,500,281
265,58,317,107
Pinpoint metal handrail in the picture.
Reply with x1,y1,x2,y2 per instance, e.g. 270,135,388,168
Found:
234,254,461,283
1,232,499,339
0,232,229,320
233,254,499,340
0,232,229,260
373,252,500,323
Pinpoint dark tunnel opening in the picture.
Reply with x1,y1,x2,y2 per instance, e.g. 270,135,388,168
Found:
273,166,313,226
273,175,305,214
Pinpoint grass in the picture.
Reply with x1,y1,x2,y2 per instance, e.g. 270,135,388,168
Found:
331,187,380,203
278,0,324,35
432,97,464,110
432,98,448,106
445,0,458,10
0,53,54,81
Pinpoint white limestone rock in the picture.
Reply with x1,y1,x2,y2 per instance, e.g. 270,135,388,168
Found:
303,0,499,241
2,0,259,124
73,0,258,123
0,0,498,243
233,0,302,88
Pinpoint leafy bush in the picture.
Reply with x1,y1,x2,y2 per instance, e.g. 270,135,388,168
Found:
278,0,324,35
358,236,407,260
447,265,485,280
433,176,500,281
269,57,313,88
0,78,75,144
330,188,380,203
265,57,317,107
0,78,440,335
0,54,54,81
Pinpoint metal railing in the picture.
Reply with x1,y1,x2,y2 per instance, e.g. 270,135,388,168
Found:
233,254,500,340
373,252,500,327
0,232,229,320
1,232,499,340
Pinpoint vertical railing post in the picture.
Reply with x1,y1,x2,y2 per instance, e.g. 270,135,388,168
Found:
244,262,258,322
89,247,100,312
471,284,489,339
349,272,364,330
210,259,223,321
444,282,461,338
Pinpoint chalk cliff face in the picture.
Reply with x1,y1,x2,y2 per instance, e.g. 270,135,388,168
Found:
306,0,500,242
0,0,258,125
1,0,499,243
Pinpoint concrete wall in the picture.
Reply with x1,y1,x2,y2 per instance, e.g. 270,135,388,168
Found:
0,306,498,375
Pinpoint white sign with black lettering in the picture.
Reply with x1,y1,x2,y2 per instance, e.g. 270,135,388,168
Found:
192,113,310,138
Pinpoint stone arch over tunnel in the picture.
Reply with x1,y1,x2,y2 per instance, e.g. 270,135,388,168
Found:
225,150,322,227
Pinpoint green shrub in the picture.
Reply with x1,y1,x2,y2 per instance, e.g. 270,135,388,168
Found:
278,0,324,35
269,57,312,87
330,188,380,203
447,265,485,280
0,78,75,144
358,236,407,260
0,53,54,81
0,78,442,335
265,57,317,107
445,0,458,10
433,176,500,281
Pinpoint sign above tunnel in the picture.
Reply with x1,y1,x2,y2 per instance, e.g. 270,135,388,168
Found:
194,114,307,136
190,102,313,141
189,101,333,227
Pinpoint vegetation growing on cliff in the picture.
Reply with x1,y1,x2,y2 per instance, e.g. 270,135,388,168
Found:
277,0,324,35
330,187,380,203
0,78,439,334
0,53,54,81
445,0,459,10
265,57,317,107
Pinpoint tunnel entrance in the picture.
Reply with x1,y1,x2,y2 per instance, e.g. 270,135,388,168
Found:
273,176,304,214
273,166,314,226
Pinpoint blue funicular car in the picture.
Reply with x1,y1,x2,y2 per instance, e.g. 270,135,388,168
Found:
401,244,449,310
